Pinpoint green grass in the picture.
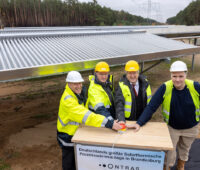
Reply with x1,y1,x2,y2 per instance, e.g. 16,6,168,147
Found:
0,159,11,170
0,96,12,101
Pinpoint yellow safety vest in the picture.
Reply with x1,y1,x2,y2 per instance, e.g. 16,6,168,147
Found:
119,81,152,118
87,75,113,111
57,84,108,136
162,79,200,123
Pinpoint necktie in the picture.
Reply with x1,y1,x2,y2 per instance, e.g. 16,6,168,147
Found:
132,84,138,97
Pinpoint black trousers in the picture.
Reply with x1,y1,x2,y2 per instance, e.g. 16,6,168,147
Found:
62,146,75,170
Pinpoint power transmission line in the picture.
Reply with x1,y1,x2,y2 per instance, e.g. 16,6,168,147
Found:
132,0,163,23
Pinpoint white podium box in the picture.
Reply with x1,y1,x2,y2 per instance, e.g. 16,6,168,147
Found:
72,122,173,170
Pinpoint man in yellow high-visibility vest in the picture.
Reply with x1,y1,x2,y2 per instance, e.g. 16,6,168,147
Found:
57,71,122,170
128,61,200,170
87,61,115,120
115,60,152,123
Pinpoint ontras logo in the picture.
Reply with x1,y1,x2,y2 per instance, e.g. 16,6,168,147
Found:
98,163,140,170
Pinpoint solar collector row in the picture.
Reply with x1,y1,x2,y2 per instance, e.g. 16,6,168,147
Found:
0,30,199,81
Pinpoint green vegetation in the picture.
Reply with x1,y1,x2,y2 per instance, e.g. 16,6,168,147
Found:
0,96,12,101
167,0,200,25
0,159,10,170
0,0,158,27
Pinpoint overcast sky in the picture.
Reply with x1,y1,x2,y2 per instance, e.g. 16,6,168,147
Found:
79,0,194,23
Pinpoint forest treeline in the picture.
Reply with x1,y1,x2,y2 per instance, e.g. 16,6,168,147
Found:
0,0,157,27
167,0,200,25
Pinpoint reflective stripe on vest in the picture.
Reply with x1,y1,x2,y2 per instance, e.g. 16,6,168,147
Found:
64,95,72,100
107,116,113,120
57,137,74,147
89,104,110,111
67,121,80,126
119,82,132,118
162,109,170,123
125,101,131,105
94,103,104,110
82,111,92,124
58,115,80,127
146,85,152,104
101,118,108,127
162,79,200,123
58,115,67,126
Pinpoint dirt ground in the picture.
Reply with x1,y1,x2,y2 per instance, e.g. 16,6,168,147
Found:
0,55,200,170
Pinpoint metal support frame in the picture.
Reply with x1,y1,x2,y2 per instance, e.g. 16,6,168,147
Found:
0,29,146,39
0,25,169,34
171,36,199,72
140,61,145,73
192,54,195,72
140,59,164,74
192,38,197,71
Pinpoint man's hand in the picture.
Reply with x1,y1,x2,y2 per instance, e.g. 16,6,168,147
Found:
112,120,122,131
117,120,125,125
126,123,140,132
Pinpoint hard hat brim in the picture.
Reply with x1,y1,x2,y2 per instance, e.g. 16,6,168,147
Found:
126,69,139,72
66,79,84,83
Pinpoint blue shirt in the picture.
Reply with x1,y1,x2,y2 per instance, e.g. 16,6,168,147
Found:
137,81,200,129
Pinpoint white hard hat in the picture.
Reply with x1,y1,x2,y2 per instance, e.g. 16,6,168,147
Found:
170,61,188,72
66,71,84,82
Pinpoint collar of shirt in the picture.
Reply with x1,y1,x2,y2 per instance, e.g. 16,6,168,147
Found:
131,81,139,94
